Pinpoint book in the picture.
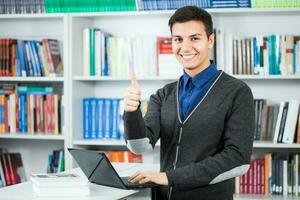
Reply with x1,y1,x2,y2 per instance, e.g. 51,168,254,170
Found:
30,172,88,187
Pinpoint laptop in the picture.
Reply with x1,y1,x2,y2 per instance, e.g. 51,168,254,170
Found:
68,148,157,189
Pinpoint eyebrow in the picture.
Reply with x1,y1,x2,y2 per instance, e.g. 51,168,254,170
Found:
172,34,203,38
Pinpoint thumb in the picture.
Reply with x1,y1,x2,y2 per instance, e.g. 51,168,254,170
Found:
130,71,140,89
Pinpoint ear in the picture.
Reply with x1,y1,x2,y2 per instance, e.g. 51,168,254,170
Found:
208,33,215,49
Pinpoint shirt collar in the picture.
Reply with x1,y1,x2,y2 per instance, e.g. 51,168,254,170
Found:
182,62,218,88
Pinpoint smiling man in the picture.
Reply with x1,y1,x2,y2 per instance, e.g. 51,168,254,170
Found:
123,6,255,200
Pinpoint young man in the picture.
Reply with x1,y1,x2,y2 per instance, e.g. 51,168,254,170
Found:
123,6,255,200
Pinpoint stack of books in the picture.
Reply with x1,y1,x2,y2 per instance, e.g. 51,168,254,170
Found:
30,172,89,197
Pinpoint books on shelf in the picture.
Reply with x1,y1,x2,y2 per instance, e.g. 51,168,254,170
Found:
30,172,89,197
47,149,64,173
0,0,45,14
157,37,182,77
0,84,64,135
0,149,26,187
82,98,149,140
107,151,143,163
217,31,300,76
254,99,300,144
236,153,300,196
0,39,63,77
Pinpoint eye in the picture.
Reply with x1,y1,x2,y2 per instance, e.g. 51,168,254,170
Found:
173,37,182,42
192,37,200,41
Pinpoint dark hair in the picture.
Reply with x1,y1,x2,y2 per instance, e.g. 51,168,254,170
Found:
168,6,213,38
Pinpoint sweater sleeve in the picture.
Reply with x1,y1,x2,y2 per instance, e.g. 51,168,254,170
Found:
123,88,163,154
166,84,255,187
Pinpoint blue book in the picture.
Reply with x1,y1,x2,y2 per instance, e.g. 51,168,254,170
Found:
0,99,4,131
31,41,42,76
24,41,35,76
17,40,27,77
103,99,112,139
90,98,97,139
119,99,125,139
110,98,120,139
28,41,39,77
20,94,27,133
293,43,297,74
97,98,104,139
83,98,90,139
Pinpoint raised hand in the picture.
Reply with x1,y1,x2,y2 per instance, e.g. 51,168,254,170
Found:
124,71,141,112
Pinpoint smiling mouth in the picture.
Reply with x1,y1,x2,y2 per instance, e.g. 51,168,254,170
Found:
180,53,198,61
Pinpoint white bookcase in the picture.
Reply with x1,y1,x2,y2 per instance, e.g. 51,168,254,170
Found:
1,8,300,199
0,13,71,178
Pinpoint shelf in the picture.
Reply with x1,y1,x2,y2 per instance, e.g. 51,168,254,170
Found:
0,77,64,82
0,134,65,140
72,140,300,149
234,194,300,200
69,8,300,18
0,13,64,19
73,76,178,81
253,141,300,149
73,139,126,146
233,75,300,80
73,75,300,81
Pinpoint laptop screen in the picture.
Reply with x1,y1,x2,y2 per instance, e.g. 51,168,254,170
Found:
68,148,126,189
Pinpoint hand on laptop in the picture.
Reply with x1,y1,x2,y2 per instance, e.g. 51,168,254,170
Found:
128,171,168,185
124,71,141,112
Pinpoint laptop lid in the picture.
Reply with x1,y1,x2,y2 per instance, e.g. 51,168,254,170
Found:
68,148,127,189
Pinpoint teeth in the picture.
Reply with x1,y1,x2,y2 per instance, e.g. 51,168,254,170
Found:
181,54,196,59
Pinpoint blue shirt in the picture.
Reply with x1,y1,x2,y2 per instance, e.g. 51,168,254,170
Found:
179,63,221,121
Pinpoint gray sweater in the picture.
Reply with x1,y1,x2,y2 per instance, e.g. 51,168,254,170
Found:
124,71,255,200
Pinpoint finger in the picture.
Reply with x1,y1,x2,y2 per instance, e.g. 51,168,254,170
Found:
139,177,150,184
126,87,141,96
124,93,140,102
130,173,145,183
130,71,139,88
124,99,140,107
128,171,140,182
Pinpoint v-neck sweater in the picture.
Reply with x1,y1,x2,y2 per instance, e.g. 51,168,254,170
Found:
124,72,255,200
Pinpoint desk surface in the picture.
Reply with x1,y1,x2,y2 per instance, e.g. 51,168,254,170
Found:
0,163,159,200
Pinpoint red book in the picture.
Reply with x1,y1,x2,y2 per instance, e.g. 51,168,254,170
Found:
256,160,260,194
35,95,41,133
44,96,49,134
9,153,24,184
127,151,143,163
249,160,253,194
1,154,11,185
4,95,9,133
260,160,266,194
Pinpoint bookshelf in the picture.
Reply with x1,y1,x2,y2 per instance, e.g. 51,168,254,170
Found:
68,8,300,199
1,7,300,198
0,14,70,180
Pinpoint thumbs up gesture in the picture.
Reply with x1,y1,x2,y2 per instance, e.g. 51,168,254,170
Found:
124,72,141,112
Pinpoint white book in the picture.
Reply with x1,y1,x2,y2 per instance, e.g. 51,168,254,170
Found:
294,154,299,196
30,173,88,188
82,28,90,76
216,27,225,71
225,33,233,75
273,101,286,143
33,185,89,197
282,100,300,144
94,29,101,77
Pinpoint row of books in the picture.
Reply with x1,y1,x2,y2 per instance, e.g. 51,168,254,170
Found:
138,0,251,10
0,0,45,14
0,148,26,187
82,28,157,77
47,149,64,173
83,98,148,140
0,84,64,135
251,0,300,8
0,38,63,77
216,31,300,76
45,0,137,13
107,151,143,163
235,153,300,196
1,0,300,14
253,99,300,144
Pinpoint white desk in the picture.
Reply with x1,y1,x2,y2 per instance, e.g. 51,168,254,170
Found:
0,163,159,200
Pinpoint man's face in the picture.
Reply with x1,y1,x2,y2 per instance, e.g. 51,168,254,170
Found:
171,20,214,73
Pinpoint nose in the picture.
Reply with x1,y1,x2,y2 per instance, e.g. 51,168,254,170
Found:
181,39,192,52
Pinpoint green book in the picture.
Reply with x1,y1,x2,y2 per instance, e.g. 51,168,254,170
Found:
90,28,95,76
17,86,54,94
